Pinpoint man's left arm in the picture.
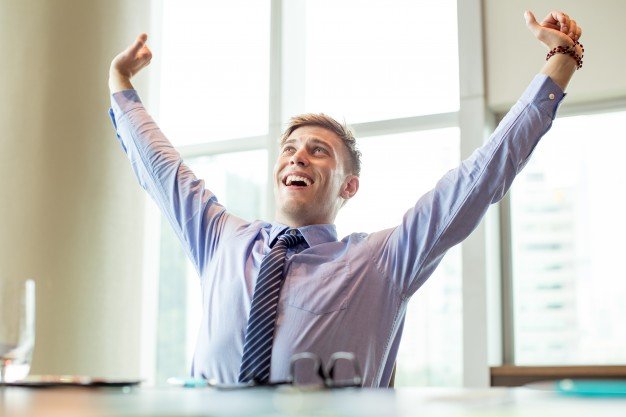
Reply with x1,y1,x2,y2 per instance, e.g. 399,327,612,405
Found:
371,10,583,297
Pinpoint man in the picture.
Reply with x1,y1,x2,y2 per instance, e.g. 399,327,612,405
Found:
109,10,583,387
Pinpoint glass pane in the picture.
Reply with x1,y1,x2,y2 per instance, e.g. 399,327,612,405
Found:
159,0,270,145
511,111,626,365
156,150,267,382
186,151,268,221
305,0,459,123
336,129,462,386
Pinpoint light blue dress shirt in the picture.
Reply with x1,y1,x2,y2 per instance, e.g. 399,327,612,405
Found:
109,74,564,387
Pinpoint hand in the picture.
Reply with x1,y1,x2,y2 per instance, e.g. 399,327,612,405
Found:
525,11,582,51
109,33,152,93
528,11,583,91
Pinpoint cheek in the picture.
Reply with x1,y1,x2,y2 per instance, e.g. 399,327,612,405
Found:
273,160,285,181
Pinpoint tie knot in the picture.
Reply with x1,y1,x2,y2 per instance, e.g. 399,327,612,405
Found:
276,229,305,248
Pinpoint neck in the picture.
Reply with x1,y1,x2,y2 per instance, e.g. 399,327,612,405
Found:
274,213,334,228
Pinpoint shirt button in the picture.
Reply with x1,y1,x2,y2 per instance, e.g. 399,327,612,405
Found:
549,93,555,100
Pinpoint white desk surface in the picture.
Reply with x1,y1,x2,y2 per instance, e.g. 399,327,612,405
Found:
2,384,626,417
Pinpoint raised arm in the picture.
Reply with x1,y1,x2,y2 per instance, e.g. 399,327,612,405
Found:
109,33,152,93
371,10,583,296
108,34,250,279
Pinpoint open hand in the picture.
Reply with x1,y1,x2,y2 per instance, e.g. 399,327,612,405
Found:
109,33,152,81
525,11,582,50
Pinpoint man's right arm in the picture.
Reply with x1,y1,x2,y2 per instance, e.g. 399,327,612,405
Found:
108,34,249,277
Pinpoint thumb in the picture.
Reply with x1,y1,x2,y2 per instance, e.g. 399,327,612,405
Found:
524,10,541,36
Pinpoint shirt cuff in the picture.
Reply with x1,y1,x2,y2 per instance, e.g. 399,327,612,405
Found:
108,89,145,138
521,74,566,119
110,89,144,118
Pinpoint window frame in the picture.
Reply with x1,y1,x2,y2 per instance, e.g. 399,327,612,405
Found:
145,0,501,387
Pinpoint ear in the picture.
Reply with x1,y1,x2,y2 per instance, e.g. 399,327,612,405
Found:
340,175,359,200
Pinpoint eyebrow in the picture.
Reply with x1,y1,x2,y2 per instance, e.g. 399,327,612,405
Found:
283,137,333,149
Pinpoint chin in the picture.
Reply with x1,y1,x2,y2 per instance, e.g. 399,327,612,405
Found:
277,198,316,223
280,200,307,217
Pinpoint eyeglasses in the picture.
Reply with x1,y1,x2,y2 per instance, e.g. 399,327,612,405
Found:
209,351,362,390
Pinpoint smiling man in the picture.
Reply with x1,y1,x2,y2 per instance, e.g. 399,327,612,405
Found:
109,10,583,387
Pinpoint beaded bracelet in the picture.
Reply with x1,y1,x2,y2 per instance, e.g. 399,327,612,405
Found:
546,40,584,70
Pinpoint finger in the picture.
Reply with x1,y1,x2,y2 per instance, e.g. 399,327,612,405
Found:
567,20,578,40
575,25,582,41
543,11,569,32
541,11,560,27
541,22,561,31
551,11,569,26
138,47,153,62
129,33,148,55
558,12,570,34
539,13,560,31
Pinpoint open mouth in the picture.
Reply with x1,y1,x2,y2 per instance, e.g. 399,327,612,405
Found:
283,174,313,187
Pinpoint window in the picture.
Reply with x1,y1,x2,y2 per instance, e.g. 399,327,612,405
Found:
159,0,270,144
510,110,626,365
304,0,459,123
152,0,463,386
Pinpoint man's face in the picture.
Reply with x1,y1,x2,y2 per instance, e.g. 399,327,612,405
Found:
273,126,359,227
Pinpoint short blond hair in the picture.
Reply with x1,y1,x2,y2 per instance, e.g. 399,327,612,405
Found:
280,113,361,176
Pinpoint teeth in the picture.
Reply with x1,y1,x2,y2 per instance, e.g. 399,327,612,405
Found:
285,175,312,186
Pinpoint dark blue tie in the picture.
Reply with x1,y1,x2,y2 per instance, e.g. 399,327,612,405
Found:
238,229,305,383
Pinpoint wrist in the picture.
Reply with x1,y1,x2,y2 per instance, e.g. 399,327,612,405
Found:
541,53,577,92
108,70,134,94
109,66,130,81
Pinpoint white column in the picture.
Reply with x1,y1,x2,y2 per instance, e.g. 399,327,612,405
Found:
0,0,152,378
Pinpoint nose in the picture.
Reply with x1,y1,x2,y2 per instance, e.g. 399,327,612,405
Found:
289,148,309,167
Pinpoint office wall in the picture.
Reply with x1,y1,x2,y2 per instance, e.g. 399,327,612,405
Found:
0,0,151,378
484,0,626,111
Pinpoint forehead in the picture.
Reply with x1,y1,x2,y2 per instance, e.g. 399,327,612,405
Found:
283,126,343,148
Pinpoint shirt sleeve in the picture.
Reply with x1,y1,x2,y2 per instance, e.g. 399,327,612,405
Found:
370,74,565,297
109,90,249,278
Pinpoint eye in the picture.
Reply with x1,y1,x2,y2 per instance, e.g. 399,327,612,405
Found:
282,145,296,155
313,146,328,155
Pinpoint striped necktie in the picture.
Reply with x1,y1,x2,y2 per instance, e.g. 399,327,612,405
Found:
238,229,305,383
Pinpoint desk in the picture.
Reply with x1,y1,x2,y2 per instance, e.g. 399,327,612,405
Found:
2,385,626,417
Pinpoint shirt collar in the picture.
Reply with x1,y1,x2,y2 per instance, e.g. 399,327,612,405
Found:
269,222,338,248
